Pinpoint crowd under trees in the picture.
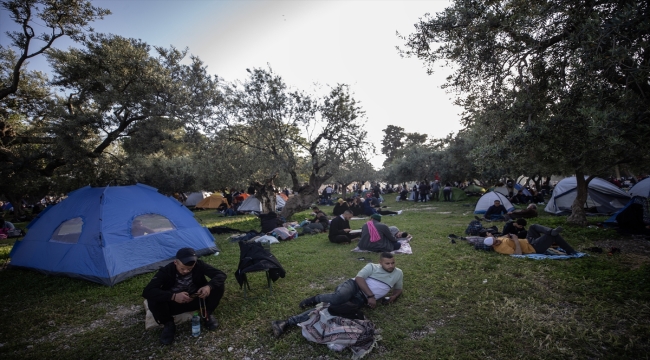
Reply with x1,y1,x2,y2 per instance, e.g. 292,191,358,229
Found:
1,0,648,223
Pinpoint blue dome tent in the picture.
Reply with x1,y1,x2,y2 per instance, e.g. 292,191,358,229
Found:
9,184,219,286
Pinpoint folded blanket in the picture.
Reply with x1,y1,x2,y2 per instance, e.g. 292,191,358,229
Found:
299,304,381,360
511,252,587,260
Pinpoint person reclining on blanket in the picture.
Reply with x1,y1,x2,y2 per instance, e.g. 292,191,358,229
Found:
484,225,577,255
271,252,403,337
360,197,401,216
504,203,538,221
483,200,508,221
358,214,403,252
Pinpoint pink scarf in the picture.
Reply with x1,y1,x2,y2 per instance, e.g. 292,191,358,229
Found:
366,221,381,242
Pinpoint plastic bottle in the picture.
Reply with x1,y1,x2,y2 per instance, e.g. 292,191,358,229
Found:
327,343,346,352
192,312,200,337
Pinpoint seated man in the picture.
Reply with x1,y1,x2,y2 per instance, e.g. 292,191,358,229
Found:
399,188,409,201
349,197,364,216
502,218,528,239
271,252,403,337
505,203,538,220
308,207,330,232
142,248,227,345
484,200,508,221
329,210,361,243
0,215,16,230
358,214,401,252
484,225,576,255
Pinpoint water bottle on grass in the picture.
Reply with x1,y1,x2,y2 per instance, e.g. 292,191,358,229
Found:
192,312,200,337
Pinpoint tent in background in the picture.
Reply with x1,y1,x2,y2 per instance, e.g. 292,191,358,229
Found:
474,191,515,214
276,194,286,209
238,196,262,213
514,184,532,196
439,187,468,201
183,191,211,207
8,184,218,286
195,194,228,209
545,177,630,215
629,177,650,198
464,184,485,195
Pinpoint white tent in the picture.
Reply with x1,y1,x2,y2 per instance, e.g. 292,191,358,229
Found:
493,186,510,196
629,177,650,198
238,196,262,213
545,177,630,215
474,191,515,214
276,194,286,209
183,191,211,207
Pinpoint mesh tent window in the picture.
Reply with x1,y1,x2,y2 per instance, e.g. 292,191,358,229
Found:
132,214,175,237
50,217,83,244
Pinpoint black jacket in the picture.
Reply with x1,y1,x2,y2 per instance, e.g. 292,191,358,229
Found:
142,260,227,303
329,215,351,240
235,241,286,288
332,202,350,216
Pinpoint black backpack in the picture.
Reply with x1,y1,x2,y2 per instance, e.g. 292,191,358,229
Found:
465,220,484,236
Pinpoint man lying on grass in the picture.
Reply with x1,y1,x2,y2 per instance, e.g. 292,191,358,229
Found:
271,252,403,337
142,247,227,345
484,225,577,255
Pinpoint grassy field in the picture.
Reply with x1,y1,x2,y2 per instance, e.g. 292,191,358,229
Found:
1,196,649,360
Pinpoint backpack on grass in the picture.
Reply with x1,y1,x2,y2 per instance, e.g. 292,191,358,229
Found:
465,220,484,236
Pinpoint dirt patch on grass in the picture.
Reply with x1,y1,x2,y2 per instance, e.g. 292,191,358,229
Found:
410,319,445,340
590,238,650,269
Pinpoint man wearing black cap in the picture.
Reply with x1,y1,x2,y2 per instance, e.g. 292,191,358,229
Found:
142,247,227,345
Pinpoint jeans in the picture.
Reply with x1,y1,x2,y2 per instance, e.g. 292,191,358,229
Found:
526,224,576,255
314,279,366,306
443,189,451,201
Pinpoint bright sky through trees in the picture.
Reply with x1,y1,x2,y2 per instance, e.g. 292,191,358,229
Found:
0,0,462,168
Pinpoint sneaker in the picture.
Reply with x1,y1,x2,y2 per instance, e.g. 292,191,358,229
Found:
160,321,176,345
272,320,287,337
397,210,403,215
550,226,563,236
299,296,317,309
204,315,219,331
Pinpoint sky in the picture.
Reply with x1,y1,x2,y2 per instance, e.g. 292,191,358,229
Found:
1,0,463,168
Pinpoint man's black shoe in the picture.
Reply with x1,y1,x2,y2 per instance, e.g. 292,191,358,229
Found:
204,315,219,331
160,321,176,345
272,320,287,337
299,296,317,309
474,216,482,222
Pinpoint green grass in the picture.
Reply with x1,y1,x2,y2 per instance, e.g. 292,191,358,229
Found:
0,198,649,359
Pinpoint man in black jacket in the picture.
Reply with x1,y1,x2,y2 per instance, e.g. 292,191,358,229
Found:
142,248,227,345
328,210,360,244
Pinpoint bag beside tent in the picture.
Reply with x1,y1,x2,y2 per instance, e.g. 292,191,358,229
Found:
545,177,630,215
8,184,218,286
474,192,515,214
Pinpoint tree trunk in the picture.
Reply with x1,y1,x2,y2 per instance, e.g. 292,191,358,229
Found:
566,172,594,226
252,175,277,214
281,172,329,219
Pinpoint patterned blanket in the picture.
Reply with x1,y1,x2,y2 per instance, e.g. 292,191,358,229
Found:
299,305,381,359
351,237,413,254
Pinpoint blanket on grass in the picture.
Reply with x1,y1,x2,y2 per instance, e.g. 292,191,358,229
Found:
511,248,588,260
351,237,413,255
299,304,381,360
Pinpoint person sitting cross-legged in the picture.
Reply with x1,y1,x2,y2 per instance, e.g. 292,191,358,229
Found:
329,210,361,244
484,225,576,255
271,252,403,337
483,200,508,221
142,248,227,345
357,214,402,252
